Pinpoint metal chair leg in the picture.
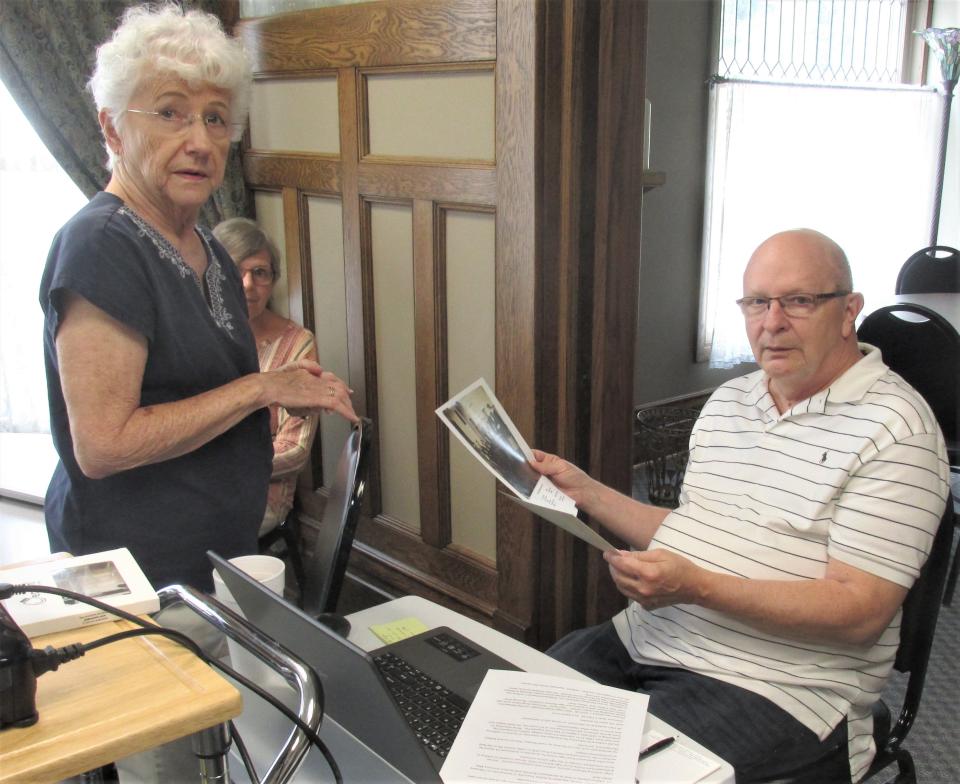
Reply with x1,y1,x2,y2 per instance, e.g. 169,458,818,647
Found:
943,531,959,606
191,722,231,784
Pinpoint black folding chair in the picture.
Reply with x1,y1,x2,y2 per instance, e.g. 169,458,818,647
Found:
301,417,373,635
258,508,306,600
895,246,960,295
761,506,954,784
859,504,955,783
858,304,959,605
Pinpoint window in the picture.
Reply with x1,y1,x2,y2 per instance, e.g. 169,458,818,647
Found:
698,0,941,367
0,80,86,432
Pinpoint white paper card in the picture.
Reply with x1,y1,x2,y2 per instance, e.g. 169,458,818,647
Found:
505,494,615,552
437,379,613,550
441,670,649,784
436,378,575,513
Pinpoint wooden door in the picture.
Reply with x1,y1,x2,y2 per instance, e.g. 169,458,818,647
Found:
235,0,648,647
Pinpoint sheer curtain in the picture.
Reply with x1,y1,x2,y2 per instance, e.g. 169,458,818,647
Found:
0,81,86,432
698,80,942,368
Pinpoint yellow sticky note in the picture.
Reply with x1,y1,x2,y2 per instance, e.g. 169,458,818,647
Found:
369,616,430,644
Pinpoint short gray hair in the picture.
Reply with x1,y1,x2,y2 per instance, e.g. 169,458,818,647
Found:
213,217,282,281
89,3,252,169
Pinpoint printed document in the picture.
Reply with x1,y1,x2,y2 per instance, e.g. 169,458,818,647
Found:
440,670,649,784
437,379,614,551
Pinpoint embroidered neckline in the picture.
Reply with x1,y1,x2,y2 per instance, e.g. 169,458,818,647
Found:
117,205,235,333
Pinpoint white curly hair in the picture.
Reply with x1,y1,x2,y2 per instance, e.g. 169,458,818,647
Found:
89,2,252,169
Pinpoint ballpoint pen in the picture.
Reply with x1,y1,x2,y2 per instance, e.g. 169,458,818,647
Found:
635,736,676,782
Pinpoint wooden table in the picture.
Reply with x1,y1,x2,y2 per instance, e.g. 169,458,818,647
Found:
0,618,241,783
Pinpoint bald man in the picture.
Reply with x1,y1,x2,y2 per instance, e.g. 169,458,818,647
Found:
534,230,949,783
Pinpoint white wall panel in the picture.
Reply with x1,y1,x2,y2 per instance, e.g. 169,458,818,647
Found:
252,191,288,317
249,78,340,154
367,71,494,161
307,197,351,488
371,203,421,530
445,210,496,561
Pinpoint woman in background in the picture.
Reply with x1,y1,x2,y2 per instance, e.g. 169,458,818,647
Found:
214,217,319,535
40,4,356,593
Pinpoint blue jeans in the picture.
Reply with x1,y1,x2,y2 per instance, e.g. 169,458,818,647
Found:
548,621,851,784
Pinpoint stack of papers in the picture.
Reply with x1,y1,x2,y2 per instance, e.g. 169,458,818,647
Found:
438,671,723,784
441,670,648,784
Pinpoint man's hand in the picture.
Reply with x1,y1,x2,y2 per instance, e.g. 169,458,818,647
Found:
530,449,600,510
529,449,670,549
603,548,704,610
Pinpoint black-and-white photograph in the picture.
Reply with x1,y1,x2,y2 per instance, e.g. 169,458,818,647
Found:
51,560,131,604
437,379,541,499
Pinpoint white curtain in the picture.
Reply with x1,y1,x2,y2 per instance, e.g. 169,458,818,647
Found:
699,80,942,368
0,81,85,432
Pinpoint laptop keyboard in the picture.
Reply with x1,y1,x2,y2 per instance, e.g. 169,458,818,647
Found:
373,650,470,758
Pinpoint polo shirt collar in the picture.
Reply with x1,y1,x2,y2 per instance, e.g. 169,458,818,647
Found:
759,343,887,418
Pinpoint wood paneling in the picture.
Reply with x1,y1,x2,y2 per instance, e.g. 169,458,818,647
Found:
358,162,495,205
493,0,540,642
585,0,649,626
244,153,341,193
239,0,649,648
537,0,599,644
238,0,496,73
412,199,447,549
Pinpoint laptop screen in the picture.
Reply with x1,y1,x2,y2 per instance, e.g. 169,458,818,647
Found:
208,551,441,783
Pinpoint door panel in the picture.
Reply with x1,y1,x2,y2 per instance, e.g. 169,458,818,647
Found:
235,0,648,646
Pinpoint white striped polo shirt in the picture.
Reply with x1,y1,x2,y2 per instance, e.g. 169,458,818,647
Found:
613,344,949,781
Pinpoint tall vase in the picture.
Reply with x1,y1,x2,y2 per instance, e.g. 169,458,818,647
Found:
929,77,957,247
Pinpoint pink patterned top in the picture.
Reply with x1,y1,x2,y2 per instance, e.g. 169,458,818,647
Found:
258,321,319,534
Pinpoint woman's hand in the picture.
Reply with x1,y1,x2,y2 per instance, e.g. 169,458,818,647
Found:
263,360,358,423
603,548,704,610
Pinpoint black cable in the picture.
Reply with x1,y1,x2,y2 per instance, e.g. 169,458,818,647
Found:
229,718,260,784
5,583,342,784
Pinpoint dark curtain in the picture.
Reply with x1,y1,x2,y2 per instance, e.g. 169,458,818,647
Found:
0,0,251,227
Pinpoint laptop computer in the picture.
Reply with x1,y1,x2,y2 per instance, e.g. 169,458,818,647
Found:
209,551,520,782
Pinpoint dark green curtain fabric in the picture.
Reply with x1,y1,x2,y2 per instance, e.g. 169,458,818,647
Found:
0,0,251,227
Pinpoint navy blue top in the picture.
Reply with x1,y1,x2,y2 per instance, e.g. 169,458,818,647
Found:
39,192,272,591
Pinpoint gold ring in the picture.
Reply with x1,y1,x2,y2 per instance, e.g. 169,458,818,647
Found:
328,386,336,396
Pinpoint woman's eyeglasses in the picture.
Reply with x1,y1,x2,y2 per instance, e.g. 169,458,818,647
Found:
736,291,850,318
241,267,275,285
124,107,235,140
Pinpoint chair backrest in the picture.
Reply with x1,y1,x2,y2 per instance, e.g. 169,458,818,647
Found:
857,304,959,449
300,417,373,617
895,245,960,294
882,504,954,751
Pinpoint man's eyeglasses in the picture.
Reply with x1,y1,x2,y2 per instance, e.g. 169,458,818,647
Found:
736,291,850,318
124,107,235,140
241,267,275,285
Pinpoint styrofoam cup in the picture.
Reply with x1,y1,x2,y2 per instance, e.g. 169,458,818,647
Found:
212,554,285,613
211,555,288,690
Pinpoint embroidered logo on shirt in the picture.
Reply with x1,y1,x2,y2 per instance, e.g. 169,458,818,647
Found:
118,207,235,333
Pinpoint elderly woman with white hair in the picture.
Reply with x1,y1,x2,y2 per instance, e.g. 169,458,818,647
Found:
39,4,357,593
